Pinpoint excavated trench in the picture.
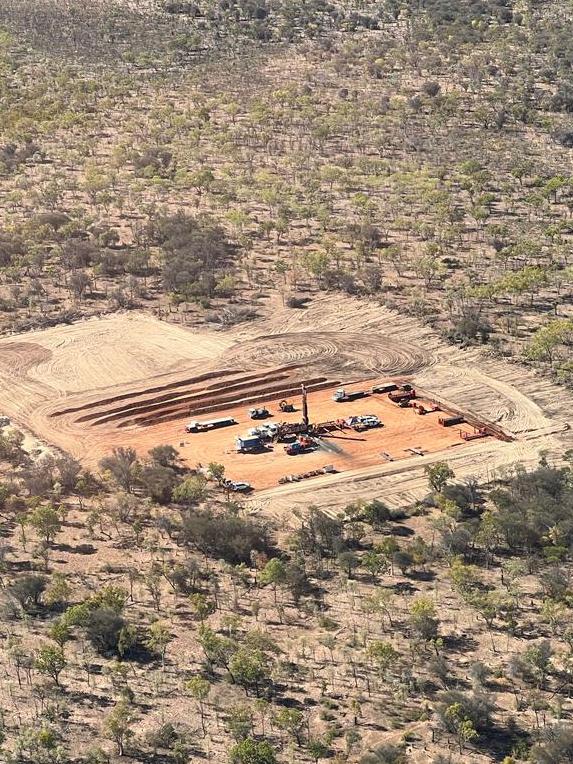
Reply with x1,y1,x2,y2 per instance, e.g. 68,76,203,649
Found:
50,368,241,417
53,359,337,431
76,370,297,425
117,378,339,428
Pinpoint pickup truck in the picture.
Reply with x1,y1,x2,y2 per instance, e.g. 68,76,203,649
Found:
224,480,253,493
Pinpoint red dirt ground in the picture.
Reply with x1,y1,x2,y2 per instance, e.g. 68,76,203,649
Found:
172,383,483,490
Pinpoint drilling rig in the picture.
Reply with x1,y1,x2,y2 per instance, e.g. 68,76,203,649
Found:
275,383,348,442
275,383,310,442
301,383,309,429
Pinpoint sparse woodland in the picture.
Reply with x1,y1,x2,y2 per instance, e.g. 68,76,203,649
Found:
2,438,573,763
0,0,571,375
0,0,573,762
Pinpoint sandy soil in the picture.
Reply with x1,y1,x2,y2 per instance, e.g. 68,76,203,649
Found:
0,295,569,512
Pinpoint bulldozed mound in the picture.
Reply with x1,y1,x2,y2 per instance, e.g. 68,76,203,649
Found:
73,371,335,428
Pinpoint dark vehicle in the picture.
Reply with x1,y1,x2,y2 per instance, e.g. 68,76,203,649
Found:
249,407,270,420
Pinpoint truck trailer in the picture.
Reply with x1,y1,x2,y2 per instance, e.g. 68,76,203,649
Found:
333,388,368,403
371,383,398,394
388,389,416,404
186,417,236,433
236,434,264,453
439,415,465,427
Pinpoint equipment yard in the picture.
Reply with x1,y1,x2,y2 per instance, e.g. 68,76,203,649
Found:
171,384,495,490
0,295,570,510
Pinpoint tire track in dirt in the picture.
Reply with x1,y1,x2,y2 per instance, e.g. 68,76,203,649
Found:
0,342,52,373
0,343,55,416
415,362,552,436
222,332,434,377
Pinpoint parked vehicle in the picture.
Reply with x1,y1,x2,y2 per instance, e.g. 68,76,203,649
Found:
333,388,368,403
224,480,253,492
371,383,398,394
345,414,381,430
284,435,314,455
248,422,279,440
388,389,416,404
285,442,304,455
439,415,465,427
236,434,264,453
186,417,235,433
249,407,270,419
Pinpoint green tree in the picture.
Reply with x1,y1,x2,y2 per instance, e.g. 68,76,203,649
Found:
99,448,140,493
526,319,573,364
148,445,179,468
377,538,399,574
230,737,277,764
259,558,287,603
523,641,553,690
362,499,390,529
13,724,64,763
92,584,128,612
229,647,270,696
362,588,395,630
227,704,253,742
274,707,305,746
449,557,481,598
197,624,235,673
414,254,447,290
187,676,211,735
189,592,215,622
172,475,208,506
409,597,439,644
208,462,226,485
48,619,72,648
44,572,71,608
189,167,215,200
444,703,478,753
35,644,66,687
28,505,62,546
103,699,137,757
308,739,329,762
367,641,399,679
425,462,455,493
302,250,330,284
337,550,360,579
362,550,389,581
475,510,502,568
540,599,567,636
145,621,172,669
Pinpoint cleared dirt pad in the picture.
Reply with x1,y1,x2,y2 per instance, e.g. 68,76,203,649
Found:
171,383,484,490
0,297,570,511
